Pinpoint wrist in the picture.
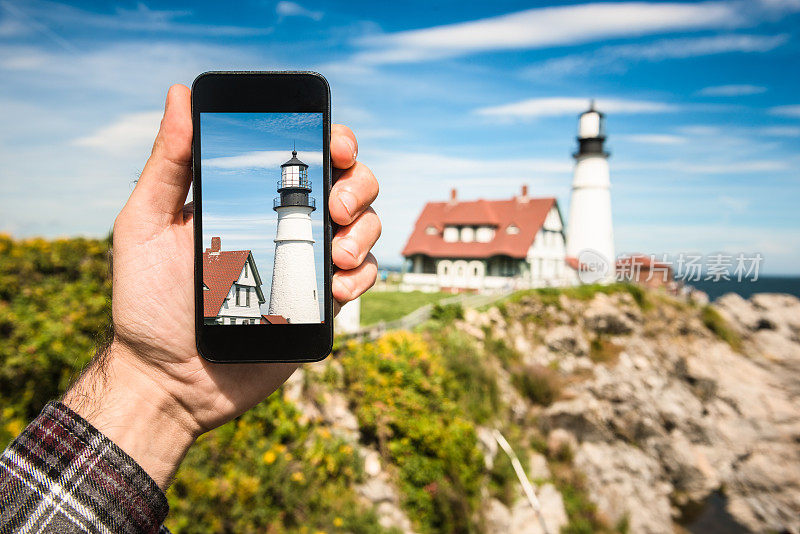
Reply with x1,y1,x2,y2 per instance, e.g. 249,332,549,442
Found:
63,341,198,489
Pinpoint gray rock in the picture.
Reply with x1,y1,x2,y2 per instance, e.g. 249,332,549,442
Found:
509,484,568,534
575,442,673,534
545,325,589,356
584,293,635,334
528,452,551,480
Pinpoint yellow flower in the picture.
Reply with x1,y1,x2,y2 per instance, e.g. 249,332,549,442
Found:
333,517,344,527
291,471,305,482
262,451,276,464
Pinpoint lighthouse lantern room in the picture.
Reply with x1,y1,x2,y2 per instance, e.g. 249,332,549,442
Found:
269,150,321,323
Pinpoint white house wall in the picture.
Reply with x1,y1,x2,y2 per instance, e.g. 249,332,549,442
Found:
214,257,263,324
527,206,568,285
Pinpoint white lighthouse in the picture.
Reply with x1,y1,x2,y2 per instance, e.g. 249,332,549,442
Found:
566,101,615,283
268,150,321,323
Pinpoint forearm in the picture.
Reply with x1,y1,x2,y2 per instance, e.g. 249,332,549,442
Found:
62,341,198,490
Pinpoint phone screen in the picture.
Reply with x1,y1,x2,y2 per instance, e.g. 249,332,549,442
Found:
200,112,325,326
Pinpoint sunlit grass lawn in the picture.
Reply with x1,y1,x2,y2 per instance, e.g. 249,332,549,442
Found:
360,290,451,326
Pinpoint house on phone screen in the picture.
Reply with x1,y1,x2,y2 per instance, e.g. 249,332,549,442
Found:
401,186,572,293
203,237,273,325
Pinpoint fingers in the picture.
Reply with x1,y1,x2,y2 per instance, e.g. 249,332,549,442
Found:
333,253,378,305
332,207,381,270
331,124,357,170
330,162,379,226
127,84,193,226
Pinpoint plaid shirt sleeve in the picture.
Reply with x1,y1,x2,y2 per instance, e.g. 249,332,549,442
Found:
0,402,171,534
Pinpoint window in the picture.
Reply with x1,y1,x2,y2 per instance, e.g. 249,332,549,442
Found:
313,289,317,300
244,263,249,278
230,318,236,325
425,226,438,235
246,287,250,307
476,227,495,242
235,286,241,306
507,225,520,235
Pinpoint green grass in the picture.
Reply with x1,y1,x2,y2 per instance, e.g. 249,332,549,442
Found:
360,290,451,326
501,283,650,311
701,306,742,351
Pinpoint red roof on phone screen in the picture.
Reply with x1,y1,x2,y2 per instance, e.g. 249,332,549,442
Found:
202,248,251,318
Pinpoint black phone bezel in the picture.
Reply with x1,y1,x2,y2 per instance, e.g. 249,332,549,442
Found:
192,71,333,364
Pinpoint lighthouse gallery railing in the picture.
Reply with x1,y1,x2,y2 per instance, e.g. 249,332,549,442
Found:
273,196,316,209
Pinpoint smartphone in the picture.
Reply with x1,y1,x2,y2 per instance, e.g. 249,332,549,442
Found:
192,72,333,363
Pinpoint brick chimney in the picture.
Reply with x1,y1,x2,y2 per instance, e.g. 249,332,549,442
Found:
450,188,457,203
519,184,529,202
210,236,221,253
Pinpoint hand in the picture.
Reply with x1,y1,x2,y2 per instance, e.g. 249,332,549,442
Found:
62,84,380,488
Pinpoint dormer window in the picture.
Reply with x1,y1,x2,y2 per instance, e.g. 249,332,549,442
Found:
443,226,459,242
425,226,438,235
476,226,495,242
507,225,520,235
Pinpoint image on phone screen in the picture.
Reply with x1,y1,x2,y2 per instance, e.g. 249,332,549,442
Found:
200,112,324,326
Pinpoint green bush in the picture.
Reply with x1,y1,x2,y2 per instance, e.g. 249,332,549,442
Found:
0,234,112,448
167,394,389,533
434,329,500,424
339,332,485,533
430,302,464,322
511,364,562,406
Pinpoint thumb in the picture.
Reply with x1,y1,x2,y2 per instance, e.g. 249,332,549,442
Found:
127,84,193,227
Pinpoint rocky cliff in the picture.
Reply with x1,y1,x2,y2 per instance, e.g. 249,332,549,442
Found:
288,288,800,534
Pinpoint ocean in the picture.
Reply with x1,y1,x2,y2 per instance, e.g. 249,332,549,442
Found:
689,276,800,301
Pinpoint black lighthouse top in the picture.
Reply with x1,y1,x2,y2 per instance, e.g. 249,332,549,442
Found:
274,150,315,211
574,101,609,159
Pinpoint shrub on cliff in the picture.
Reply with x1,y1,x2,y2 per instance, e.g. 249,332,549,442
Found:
167,394,388,534
339,332,485,533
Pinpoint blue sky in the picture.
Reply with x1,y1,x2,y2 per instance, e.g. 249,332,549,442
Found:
201,112,324,315
0,0,798,274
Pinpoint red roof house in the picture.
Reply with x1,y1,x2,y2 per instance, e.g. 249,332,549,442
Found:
401,187,572,292
203,237,270,325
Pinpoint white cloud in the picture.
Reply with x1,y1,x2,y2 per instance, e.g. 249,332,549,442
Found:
2,0,271,37
770,105,800,117
352,2,741,65
276,1,323,21
699,84,768,96
526,34,788,78
620,134,687,145
756,126,800,137
475,97,676,120
203,151,324,169
616,159,789,174
72,111,162,154
717,195,750,213
610,33,788,59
